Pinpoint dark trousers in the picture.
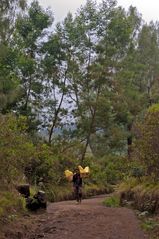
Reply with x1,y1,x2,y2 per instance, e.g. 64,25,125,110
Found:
74,186,82,202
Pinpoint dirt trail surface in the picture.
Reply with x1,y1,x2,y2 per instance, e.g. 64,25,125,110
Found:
20,195,148,239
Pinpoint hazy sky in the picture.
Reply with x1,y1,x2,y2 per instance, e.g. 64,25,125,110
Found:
35,0,159,23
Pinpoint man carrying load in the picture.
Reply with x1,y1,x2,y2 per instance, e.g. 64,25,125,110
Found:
73,168,83,204
64,165,90,204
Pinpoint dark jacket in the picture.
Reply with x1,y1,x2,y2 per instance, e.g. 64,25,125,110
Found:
73,173,82,187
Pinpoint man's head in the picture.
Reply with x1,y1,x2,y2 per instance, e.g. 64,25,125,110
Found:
74,168,80,174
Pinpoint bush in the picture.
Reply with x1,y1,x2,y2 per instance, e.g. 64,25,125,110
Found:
131,167,145,180
96,155,128,185
119,181,159,213
103,195,120,207
141,219,159,232
0,114,35,186
133,104,159,179
0,191,26,220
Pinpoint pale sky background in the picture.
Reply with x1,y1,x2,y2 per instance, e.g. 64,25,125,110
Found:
35,0,159,23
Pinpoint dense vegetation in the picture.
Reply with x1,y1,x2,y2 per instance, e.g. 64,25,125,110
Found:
1,0,159,218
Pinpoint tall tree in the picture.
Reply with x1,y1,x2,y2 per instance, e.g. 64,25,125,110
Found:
41,18,71,143
137,22,159,105
0,0,26,113
14,0,53,130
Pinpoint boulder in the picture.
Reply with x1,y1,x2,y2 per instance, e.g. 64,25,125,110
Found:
16,184,30,198
26,191,47,211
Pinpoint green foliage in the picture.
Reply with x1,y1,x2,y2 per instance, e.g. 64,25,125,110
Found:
103,195,120,207
98,155,128,184
119,177,142,195
131,167,145,179
12,1,54,132
0,0,159,155
133,104,159,179
0,0,26,113
123,159,146,181
148,103,159,113
0,191,26,219
0,45,21,112
1,0,159,223
0,114,35,185
46,185,73,202
16,1,53,49
25,143,55,184
119,180,159,216
141,217,159,239
141,219,159,232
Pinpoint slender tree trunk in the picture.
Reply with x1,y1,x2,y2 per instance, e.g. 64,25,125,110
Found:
81,134,90,163
25,76,32,112
127,123,132,159
81,110,96,162
48,71,67,144
147,74,154,106
81,87,100,162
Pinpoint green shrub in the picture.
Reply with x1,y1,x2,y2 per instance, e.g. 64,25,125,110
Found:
85,155,128,186
103,195,120,207
0,191,26,220
119,180,159,213
0,114,35,186
133,104,159,179
45,185,72,202
141,219,159,232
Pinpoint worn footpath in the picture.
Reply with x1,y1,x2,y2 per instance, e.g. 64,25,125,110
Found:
14,195,149,239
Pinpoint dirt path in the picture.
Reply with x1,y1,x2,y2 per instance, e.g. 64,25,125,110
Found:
22,195,148,239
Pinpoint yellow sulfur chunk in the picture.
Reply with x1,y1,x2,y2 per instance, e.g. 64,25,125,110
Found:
84,166,90,174
64,170,73,182
78,165,90,177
